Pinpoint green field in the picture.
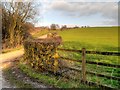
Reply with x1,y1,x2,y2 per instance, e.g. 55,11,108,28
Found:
58,27,119,88
33,27,119,88
33,26,119,65
59,27,118,44
58,27,118,51
34,27,118,52
33,27,119,64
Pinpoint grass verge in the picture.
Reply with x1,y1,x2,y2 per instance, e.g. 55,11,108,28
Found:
18,63,96,88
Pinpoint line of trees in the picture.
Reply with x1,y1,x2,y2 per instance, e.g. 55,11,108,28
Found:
50,24,67,30
50,24,60,30
2,1,40,49
49,24,80,30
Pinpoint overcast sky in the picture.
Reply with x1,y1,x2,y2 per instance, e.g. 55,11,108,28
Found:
33,0,119,27
2,0,119,27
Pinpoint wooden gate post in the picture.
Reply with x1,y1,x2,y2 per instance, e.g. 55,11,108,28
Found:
81,48,86,83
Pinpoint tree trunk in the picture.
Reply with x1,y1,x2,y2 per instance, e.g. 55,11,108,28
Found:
9,18,16,47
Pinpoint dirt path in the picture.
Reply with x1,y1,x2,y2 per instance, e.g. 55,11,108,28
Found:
0,49,24,63
0,49,24,89
0,34,47,64
0,34,47,66
37,34,47,39
0,34,48,89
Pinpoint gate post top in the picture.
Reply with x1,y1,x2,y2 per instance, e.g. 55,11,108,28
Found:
82,48,86,50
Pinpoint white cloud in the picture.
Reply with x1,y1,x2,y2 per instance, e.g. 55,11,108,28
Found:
44,1,118,26
49,1,117,17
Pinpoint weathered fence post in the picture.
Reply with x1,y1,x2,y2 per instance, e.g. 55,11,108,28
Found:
81,48,86,83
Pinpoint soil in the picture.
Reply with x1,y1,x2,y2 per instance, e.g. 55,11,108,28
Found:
2,60,53,88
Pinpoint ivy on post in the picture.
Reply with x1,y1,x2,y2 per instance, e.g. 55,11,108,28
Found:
81,48,86,84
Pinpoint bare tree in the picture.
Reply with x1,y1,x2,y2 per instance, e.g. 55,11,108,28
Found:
50,24,59,30
61,25,67,30
2,1,40,47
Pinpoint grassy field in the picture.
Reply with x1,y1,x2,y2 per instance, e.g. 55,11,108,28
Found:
33,27,118,51
59,27,118,46
58,27,119,88
33,26,119,64
33,26,119,63
33,26,119,88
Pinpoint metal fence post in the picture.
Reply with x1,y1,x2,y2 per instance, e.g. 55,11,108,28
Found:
81,48,86,83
